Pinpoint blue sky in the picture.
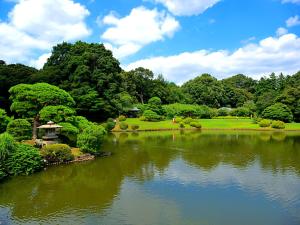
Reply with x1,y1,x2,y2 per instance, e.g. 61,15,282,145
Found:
0,0,300,83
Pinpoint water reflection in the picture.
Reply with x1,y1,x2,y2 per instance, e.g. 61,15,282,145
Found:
0,131,299,225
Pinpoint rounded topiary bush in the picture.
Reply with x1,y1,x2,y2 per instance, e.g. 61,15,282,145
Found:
259,119,271,128
179,122,185,128
131,125,139,130
120,122,128,130
262,103,293,122
104,118,116,132
143,110,161,122
41,144,74,163
174,116,183,123
271,120,285,129
183,117,193,124
6,144,43,175
7,119,32,141
190,122,202,129
118,115,126,121
77,125,106,155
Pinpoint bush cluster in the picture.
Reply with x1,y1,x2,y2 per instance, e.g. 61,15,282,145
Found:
262,103,293,122
41,144,74,163
7,119,32,141
259,119,272,128
183,117,194,124
163,103,213,119
271,120,285,129
103,118,116,132
142,110,161,122
120,122,129,130
118,115,126,121
190,122,202,129
131,125,139,130
179,122,185,128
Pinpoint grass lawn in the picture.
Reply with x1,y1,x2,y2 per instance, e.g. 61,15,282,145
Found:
113,118,300,131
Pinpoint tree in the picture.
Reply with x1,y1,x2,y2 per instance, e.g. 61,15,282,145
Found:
222,74,256,93
262,103,293,122
0,61,37,111
113,92,134,115
182,74,225,108
148,97,164,115
39,105,76,124
0,108,10,133
9,83,75,139
34,41,122,119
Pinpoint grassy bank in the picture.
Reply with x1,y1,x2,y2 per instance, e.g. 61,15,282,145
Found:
113,118,300,131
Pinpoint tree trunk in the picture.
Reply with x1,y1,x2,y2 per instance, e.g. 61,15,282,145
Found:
32,115,40,140
139,93,144,104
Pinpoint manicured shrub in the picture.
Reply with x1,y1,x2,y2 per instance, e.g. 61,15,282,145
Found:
179,122,185,128
271,120,285,129
103,118,116,132
183,117,193,124
190,122,202,129
262,103,293,122
120,122,129,130
0,108,11,133
41,144,74,163
66,116,93,131
58,122,79,146
259,119,271,128
7,119,32,141
131,125,139,130
0,132,16,160
163,103,213,119
143,110,161,122
5,144,43,176
39,105,75,123
218,108,230,116
77,125,106,155
174,116,183,123
118,115,126,121
139,116,146,121
230,107,251,117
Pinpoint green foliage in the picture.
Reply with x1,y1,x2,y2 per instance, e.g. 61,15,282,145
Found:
179,122,185,128
113,92,134,114
174,116,183,123
243,100,257,114
39,105,75,123
271,120,285,129
0,133,16,160
139,116,146,121
259,119,271,128
163,103,213,119
190,122,202,129
104,118,116,132
262,103,293,122
58,122,79,146
218,108,230,116
77,125,106,155
66,116,93,131
142,110,161,122
7,119,32,141
5,144,43,176
148,97,164,115
118,115,127,121
120,122,129,130
131,125,139,130
41,144,74,163
9,83,75,119
0,108,11,133
183,117,193,124
230,107,251,117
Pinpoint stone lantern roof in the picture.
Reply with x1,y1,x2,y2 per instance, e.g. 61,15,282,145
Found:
37,121,63,129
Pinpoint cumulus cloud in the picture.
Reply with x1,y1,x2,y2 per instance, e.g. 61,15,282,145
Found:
276,27,288,36
282,0,300,3
0,0,90,65
154,0,220,16
126,33,300,84
286,15,300,27
101,7,180,58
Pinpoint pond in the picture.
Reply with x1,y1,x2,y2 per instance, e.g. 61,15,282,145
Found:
0,130,300,225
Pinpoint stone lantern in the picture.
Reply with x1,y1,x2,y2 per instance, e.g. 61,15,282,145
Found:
37,121,62,146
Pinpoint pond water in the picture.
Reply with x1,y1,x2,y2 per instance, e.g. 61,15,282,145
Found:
0,131,300,225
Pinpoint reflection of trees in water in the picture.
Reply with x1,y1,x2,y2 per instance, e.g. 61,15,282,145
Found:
0,131,299,221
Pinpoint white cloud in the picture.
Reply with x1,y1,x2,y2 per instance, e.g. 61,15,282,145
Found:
29,52,51,69
126,33,300,84
282,0,300,3
286,15,300,27
101,7,180,58
154,0,220,16
276,27,288,36
0,0,90,66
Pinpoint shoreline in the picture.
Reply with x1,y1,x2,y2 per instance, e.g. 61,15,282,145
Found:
112,127,300,132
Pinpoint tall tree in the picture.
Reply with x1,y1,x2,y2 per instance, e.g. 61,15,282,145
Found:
9,83,75,139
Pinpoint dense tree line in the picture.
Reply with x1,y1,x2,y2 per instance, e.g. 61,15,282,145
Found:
0,41,299,122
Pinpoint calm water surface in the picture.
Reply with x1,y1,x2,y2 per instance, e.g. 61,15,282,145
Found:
0,131,300,225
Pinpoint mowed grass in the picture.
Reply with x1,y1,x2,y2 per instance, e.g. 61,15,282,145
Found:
113,118,300,131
